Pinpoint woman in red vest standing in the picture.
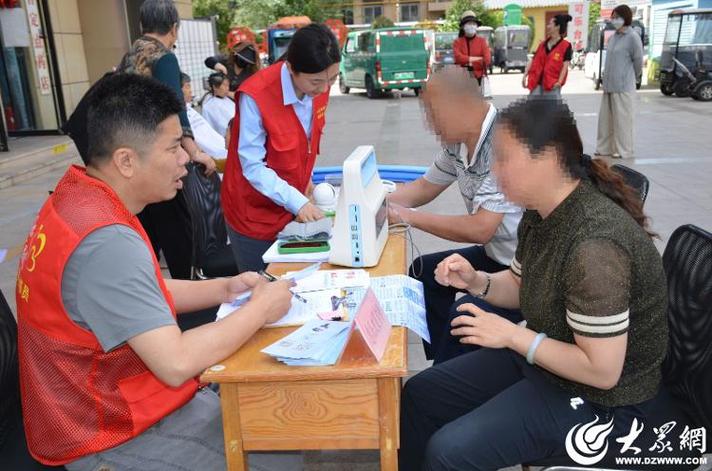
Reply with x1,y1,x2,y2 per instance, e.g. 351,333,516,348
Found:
523,15,573,98
221,24,340,272
453,11,491,86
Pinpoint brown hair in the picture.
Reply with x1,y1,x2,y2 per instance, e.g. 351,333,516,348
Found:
612,5,633,26
498,98,654,237
228,41,261,76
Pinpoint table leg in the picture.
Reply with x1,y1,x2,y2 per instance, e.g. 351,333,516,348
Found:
378,377,400,471
220,384,248,471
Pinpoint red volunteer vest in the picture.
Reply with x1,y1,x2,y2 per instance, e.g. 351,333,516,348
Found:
527,38,570,92
16,166,198,465
221,62,330,240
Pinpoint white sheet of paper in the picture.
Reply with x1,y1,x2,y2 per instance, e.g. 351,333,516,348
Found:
215,287,346,327
288,269,370,293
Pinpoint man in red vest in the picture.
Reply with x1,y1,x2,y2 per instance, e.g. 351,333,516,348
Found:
523,14,573,98
16,73,292,470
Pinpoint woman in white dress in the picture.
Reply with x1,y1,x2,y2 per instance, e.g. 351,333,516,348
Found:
200,72,235,137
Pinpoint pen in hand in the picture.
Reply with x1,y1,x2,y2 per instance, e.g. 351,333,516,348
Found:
259,270,308,304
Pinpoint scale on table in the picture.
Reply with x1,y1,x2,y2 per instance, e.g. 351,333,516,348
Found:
329,145,389,268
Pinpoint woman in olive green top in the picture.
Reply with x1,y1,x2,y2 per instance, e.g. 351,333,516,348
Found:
399,98,672,470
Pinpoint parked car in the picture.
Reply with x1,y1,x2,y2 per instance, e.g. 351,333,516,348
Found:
493,25,530,73
433,31,457,71
339,28,430,98
477,26,495,75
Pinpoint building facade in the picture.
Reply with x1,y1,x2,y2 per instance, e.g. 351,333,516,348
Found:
340,1,446,25
483,0,569,51
0,0,193,142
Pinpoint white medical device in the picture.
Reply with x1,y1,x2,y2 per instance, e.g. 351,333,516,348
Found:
329,146,388,268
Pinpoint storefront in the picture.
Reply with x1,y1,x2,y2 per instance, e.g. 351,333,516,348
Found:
0,0,195,151
0,0,65,147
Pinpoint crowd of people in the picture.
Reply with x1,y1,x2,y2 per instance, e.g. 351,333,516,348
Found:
14,1,683,470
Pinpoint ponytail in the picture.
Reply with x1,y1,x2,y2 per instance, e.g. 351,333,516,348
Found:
498,98,655,237
199,72,227,106
583,156,655,236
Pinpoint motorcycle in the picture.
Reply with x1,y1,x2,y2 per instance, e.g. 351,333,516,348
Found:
671,51,712,101
570,49,585,70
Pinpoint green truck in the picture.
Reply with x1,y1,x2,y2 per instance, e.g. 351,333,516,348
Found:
339,27,430,99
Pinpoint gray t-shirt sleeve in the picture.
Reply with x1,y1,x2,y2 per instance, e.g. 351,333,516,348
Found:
61,224,176,352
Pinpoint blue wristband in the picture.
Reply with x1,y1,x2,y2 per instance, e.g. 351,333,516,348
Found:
526,332,547,365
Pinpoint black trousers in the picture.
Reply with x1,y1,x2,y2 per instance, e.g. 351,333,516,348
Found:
138,190,193,280
410,246,521,360
226,224,273,273
399,348,695,471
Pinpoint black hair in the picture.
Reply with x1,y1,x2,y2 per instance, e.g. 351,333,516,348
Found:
497,98,653,235
140,0,180,36
554,14,573,36
85,73,183,166
612,5,633,26
285,23,340,74
180,72,191,86
199,72,228,105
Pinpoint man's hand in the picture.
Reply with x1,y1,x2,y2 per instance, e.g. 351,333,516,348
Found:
522,75,528,89
295,202,324,222
193,151,217,176
249,280,294,324
214,63,228,75
388,201,409,225
223,272,265,303
450,303,518,349
434,253,481,290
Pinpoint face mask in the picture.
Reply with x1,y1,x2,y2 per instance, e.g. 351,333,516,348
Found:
464,25,477,37
611,18,625,29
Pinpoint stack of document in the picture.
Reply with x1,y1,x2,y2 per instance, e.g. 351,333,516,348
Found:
261,319,353,366
215,267,370,327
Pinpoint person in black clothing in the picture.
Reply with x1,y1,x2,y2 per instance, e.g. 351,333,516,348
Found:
117,0,215,279
204,41,261,99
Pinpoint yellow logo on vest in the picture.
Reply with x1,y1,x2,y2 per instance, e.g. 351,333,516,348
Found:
316,105,327,121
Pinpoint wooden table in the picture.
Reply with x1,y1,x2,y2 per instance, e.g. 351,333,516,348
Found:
201,235,408,471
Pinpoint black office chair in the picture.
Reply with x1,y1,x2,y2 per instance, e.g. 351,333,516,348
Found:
0,288,65,470
660,225,712,451
611,164,650,204
524,224,712,471
182,162,239,280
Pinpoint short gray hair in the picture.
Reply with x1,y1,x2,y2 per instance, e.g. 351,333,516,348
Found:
140,0,180,35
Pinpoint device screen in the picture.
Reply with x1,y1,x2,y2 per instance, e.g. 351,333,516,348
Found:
361,150,378,187
375,198,387,236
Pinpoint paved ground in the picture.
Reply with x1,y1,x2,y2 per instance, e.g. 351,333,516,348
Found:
1,69,711,470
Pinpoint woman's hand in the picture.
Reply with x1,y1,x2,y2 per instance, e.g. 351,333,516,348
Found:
434,253,479,290
214,63,228,75
193,151,218,176
450,303,519,349
223,272,264,303
296,202,325,222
